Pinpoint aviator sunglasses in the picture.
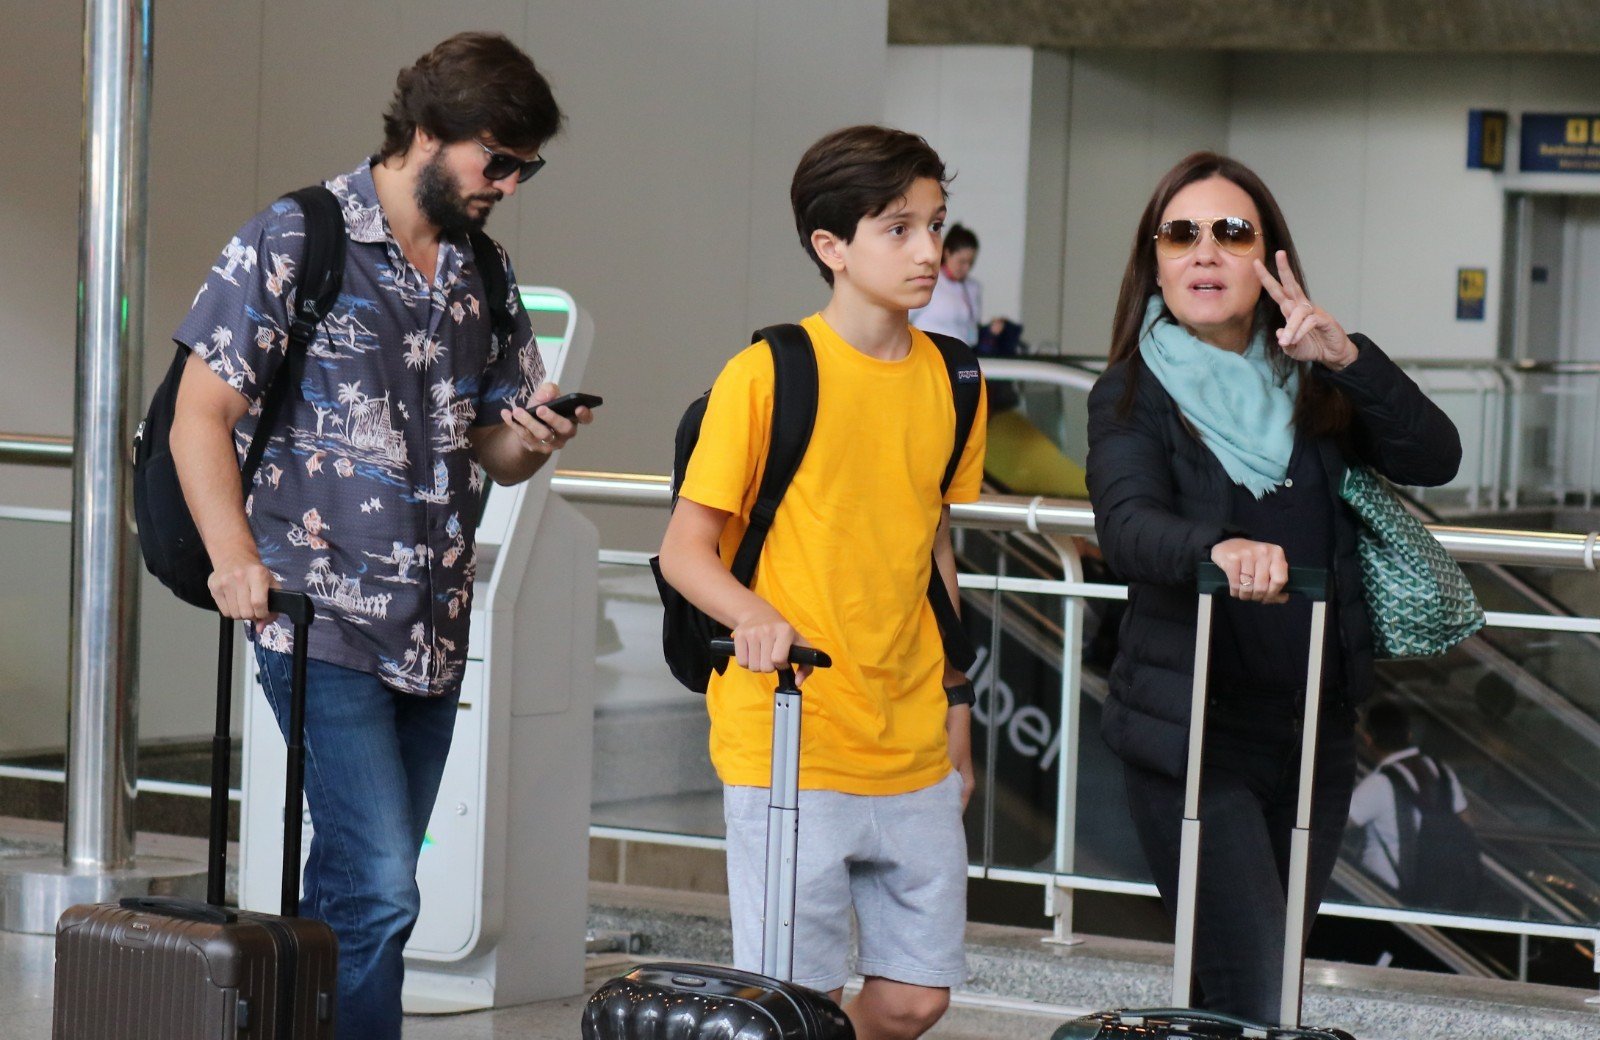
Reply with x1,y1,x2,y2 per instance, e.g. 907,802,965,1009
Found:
1153,216,1259,258
474,139,546,183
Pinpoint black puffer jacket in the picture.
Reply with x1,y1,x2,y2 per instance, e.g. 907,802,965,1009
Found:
1086,335,1461,778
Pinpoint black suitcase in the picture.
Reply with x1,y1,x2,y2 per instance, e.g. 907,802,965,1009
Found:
53,591,338,1039
583,639,854,1040
1054,564,1356,1040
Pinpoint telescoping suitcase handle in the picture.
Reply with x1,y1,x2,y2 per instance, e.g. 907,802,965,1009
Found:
1175,563,1331,1030
708,638,832,983
118,593,314,927
213,592,315,917
707,638,832,671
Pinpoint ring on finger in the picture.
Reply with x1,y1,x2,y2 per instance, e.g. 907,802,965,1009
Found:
1239,575,1254,588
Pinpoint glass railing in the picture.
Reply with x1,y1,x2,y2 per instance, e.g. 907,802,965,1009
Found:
10,421,1600,981
555,469,1600,984
0,509,242,800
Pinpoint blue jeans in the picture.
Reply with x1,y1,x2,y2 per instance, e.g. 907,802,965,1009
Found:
255,648,460,1040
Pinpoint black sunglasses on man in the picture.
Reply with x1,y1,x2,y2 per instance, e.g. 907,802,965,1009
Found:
474,139,546,184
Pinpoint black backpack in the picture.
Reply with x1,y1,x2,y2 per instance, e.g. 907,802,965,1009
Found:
1383,755,1484,912
133,185,514,611
650,323,983,693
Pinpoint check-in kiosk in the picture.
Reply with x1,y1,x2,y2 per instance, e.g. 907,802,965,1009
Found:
239,288,598,1012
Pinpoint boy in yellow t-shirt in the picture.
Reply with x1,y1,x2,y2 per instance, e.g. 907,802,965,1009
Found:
657,125,987,1040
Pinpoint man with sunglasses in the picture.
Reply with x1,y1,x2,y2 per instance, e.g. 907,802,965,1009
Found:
167,32,589,1040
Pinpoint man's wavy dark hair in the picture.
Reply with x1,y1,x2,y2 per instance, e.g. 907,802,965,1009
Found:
380,32,563,160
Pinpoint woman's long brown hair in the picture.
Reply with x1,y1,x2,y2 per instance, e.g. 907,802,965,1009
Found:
1108,152,1351,439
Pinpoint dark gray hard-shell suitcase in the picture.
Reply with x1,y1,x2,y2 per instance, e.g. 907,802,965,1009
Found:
1055,565,1357,1040
583,640,854,1040
53,592,337,1039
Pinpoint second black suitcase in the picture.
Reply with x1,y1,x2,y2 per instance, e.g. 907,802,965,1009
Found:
1054,564,1357,1040
53,592,338,1039
583,639,853,1040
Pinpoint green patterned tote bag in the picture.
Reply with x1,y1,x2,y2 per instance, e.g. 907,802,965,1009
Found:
1339,465,1485,659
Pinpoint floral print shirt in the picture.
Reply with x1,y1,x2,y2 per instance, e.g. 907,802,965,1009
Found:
174,160,543,696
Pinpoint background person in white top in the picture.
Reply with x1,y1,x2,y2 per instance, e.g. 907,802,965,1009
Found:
910,223,983,344
1348,701,1468,891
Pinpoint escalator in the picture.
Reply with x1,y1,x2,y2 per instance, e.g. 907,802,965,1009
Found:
965,361,1600,985
954,519,1600,984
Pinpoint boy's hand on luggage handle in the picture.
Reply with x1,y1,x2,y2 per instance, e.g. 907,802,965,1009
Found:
1209,538,1289,603
732,606,814,685
208,552,281,629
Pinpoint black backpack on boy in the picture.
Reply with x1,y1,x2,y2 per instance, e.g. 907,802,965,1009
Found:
133,185,513,611
650,323,983,692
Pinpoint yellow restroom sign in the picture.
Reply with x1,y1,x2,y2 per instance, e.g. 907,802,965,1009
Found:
1467,110,1506,170
1457,268,1487,321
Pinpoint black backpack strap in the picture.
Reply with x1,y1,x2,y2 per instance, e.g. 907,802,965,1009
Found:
239,185,345,490
926,332,984,496
924,332,984,673
466,229,516,355
1381,759,1423,888
728,324,818,585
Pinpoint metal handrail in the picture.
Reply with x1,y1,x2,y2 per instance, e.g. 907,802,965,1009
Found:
550,470,1600,572
1027,353,1600,377
9,436,1599,572
0,433,73,468
979,358,1097,392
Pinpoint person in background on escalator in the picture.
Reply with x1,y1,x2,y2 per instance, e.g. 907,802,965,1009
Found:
1085,151,1461,1022
1349,700,1481,911
912,225,1088,499
910,223,984,345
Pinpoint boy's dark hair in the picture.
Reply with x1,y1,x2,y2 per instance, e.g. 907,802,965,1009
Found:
790,125,949,285
943,223,978,257
1365,701,1412,753
380,32,564,161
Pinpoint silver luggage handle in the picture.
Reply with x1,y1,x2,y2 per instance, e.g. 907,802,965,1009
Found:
1177,563,1331,1029
708,637,833,983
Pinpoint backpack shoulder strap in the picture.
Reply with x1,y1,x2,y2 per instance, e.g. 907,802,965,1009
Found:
1379,759,1424,886
923,331,983,673
1411,754,1454,813
240,185,344,489
466,229,516,352
283,186,345,348
728,324,817,585
1381,759,1421,808
924,331,983,496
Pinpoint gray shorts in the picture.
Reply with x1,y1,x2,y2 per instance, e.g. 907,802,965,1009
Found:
722,770,968,993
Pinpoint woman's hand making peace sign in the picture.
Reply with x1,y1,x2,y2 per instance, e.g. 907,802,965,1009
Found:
1253,250,1360,371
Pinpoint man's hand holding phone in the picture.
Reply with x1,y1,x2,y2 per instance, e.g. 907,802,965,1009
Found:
500,383,601,456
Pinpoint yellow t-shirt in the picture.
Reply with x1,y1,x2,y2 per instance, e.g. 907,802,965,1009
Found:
679,313,988,795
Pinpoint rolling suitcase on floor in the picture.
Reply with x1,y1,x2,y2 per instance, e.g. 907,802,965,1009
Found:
53,591,338,1039
583,638,855,1040
1055,564,1355,1040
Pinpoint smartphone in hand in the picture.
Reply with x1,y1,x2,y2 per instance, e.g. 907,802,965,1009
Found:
535,391,603,420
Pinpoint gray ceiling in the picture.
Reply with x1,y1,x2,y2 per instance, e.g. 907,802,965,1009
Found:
888,0,1600,53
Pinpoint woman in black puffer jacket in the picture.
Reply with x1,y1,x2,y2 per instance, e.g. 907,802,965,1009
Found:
1085,152,1460,1022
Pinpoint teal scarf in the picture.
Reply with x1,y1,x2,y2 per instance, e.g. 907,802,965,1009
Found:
1138,295,1299,499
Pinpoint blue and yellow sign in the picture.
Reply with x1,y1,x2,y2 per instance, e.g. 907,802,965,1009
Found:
1457,268,1487,321
1520,113,1600,174
1467,110,1506,170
